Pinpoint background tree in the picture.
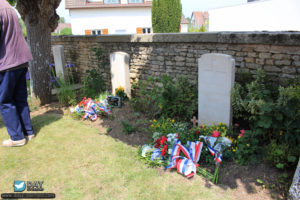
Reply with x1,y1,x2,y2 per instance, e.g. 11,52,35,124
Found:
60,27,72,35
7,0,61,105
59,17,65,23
152,0,182,33
18,18,27,37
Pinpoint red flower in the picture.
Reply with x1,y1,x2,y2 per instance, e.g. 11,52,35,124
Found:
161,145,168,156
155,138,160,144
160,136,167,145
195,130,200,134
154,143,160,148
176,133,179,139
234,123,240,127
211,130,220,137
239,129,246,138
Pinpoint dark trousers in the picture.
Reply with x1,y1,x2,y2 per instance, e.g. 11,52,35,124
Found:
0,67,34,141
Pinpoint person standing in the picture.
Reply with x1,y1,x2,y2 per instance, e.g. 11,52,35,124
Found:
0,0,34,147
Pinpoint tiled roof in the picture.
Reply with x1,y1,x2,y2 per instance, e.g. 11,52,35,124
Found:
55,23,72,32
66,0,152,9
181,16,189,24
191,11,209,27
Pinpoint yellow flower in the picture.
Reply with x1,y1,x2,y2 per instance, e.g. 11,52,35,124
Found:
232,149,237,152
202,124,206,128
280,131,284,136
116,86,124,92
218,122,222,126
222,127,226,130
238,135,241,139
171,119,175,123
153,119,156,123
151,124,154,128
226,136,233,142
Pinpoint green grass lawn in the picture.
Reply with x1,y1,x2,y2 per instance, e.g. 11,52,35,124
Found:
0,113,232,200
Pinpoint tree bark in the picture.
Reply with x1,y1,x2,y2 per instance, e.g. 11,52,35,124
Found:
16,0,61,105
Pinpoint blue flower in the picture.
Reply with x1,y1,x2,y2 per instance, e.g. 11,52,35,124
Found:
26,72,30,80
64,63,74,68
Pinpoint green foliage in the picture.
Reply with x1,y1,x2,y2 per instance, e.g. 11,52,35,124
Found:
70,111,84,120
121,120,136,134
18,19,27,37
179,123,229,145
55,77,77,106
160,75,198,122
81,46,106,98
59,17,65,23
131,75,197,121
188,25,207,32
60,27,72,35
7,0,15,6
266,140,298,170
137,147,167,167
150,118,187,137
152,0,182,33
53,67,77,106
234,130,261,165
131,77,163,119
232,69,300,167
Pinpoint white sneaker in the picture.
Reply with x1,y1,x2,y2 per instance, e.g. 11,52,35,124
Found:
2,139,26,147
25,135,35,141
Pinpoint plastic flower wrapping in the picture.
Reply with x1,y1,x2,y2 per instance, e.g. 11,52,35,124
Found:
70,95,111,121
199,135,232,165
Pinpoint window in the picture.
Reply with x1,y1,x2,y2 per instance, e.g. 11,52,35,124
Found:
137,27,151,34
142,28,151,34
92,30,102,35
115,29,127,34
88,0,103,2
128,0,143,3
104,0,119,4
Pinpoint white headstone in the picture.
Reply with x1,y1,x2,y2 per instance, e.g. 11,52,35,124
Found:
110,52,131,98
289,158,300,200
52,45,66,78
198,53,235,126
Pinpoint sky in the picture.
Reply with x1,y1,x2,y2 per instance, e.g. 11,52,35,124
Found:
56,0,247,22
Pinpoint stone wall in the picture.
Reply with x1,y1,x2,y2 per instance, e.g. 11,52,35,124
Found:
52,32,300,90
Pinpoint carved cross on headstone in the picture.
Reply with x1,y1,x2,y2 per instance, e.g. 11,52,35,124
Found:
191,116,198,127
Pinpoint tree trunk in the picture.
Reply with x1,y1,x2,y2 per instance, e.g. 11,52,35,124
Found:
26,18,52,104
16,0,61,105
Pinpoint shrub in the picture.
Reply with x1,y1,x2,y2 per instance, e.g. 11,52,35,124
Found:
131,75,197,121
131,76,163,119
232,69,300,168
81,46,106,98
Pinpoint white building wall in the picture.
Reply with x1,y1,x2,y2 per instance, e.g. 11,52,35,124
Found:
209,0,300,31
70,7,152,35
181,24,188,33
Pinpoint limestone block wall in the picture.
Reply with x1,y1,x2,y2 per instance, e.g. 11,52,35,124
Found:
52,32,300,90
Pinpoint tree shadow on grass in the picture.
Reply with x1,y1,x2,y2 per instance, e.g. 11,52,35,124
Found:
31,110,63,137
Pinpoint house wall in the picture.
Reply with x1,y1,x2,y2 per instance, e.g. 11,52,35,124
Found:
181,24,188,33
70,7,152,35
209,0,300,31
52,32,300,90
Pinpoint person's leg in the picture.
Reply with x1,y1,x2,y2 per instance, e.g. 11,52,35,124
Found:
13,68,34,137
0,69,25,141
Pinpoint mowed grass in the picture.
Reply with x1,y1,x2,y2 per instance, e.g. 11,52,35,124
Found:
0,113,231,200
